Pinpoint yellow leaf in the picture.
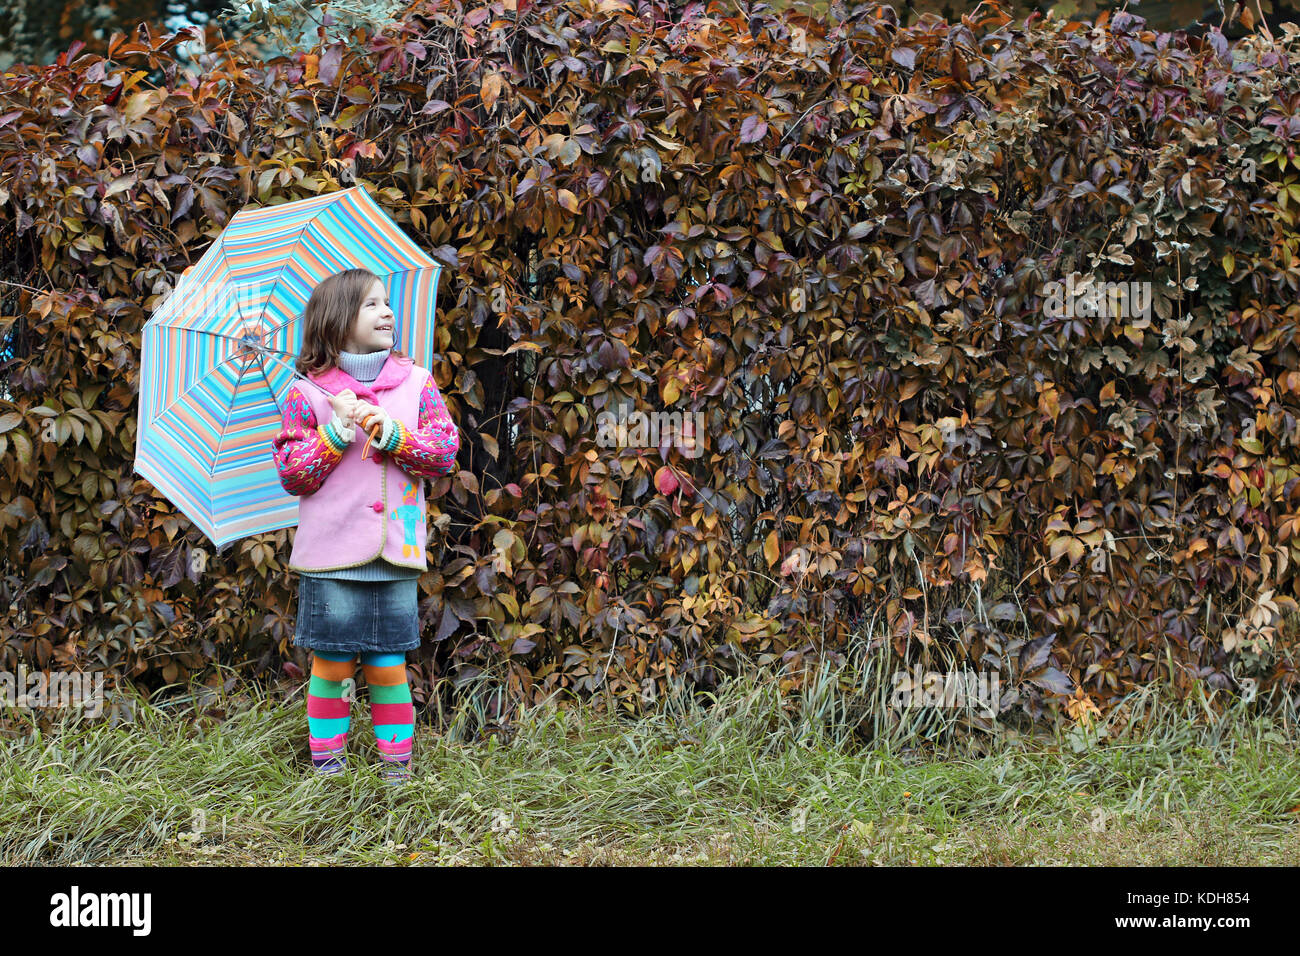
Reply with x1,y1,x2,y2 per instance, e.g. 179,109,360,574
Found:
11,430,31,466
124,91,153,124
662,377,681,404
1222,251,1235,276
335,104,365,129
505,340,544,354
1038,385,1060,421
764,531,779,567
481,72,504,111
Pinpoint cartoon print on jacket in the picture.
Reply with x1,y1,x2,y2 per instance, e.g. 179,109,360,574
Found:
391,480,422,558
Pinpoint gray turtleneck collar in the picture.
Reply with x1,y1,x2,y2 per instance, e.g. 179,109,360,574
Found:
336,347,391,384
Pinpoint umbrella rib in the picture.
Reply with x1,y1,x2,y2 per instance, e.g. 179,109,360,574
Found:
209,352,256,489
255,201,338,337
187,210,316,347
149,324,305,370
175,327,302,359
146,345,292,487
251,346,310,415
150,348,249,424
164,329,308,406
256,312,308,348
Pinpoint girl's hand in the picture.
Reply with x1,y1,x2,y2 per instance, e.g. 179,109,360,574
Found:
328,388,359,428
354,401,391,435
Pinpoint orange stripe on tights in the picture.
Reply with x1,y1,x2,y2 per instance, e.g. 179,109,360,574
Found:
362,663,408,687
312,654,357,682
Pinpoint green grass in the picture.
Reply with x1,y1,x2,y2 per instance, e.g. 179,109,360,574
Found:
1,642,1297,865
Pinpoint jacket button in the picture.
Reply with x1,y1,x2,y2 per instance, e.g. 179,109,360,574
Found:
372,501,383,512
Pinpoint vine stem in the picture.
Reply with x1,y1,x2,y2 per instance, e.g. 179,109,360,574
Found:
1174,252,1183,552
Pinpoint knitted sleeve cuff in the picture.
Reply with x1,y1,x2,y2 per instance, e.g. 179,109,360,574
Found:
321,414,355,453
381,418,403,452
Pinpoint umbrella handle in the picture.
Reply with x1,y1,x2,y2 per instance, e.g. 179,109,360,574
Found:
360,422,382,461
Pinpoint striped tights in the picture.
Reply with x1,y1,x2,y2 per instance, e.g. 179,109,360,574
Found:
306,651,415,781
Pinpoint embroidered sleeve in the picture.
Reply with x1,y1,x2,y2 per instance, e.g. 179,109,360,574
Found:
272,385,348,495
380,374,459,480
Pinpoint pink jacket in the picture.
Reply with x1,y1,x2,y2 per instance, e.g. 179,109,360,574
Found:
272,353,459,574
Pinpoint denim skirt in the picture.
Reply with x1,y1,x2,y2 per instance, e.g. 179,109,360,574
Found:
293,575,421,654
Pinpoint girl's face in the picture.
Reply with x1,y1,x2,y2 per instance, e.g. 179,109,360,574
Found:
344,279,394,353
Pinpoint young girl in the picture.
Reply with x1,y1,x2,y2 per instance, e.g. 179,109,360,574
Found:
272,267,459,783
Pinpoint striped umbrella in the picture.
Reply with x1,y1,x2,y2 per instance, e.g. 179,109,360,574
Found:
134,186,442,548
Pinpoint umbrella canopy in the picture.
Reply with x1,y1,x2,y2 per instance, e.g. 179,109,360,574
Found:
134,186,442,548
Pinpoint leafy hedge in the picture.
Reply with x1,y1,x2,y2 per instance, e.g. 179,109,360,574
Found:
3,0,1300,726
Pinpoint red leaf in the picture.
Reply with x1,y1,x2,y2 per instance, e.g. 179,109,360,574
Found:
655,466,679,495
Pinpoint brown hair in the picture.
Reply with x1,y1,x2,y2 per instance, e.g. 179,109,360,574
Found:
294,267,406,377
